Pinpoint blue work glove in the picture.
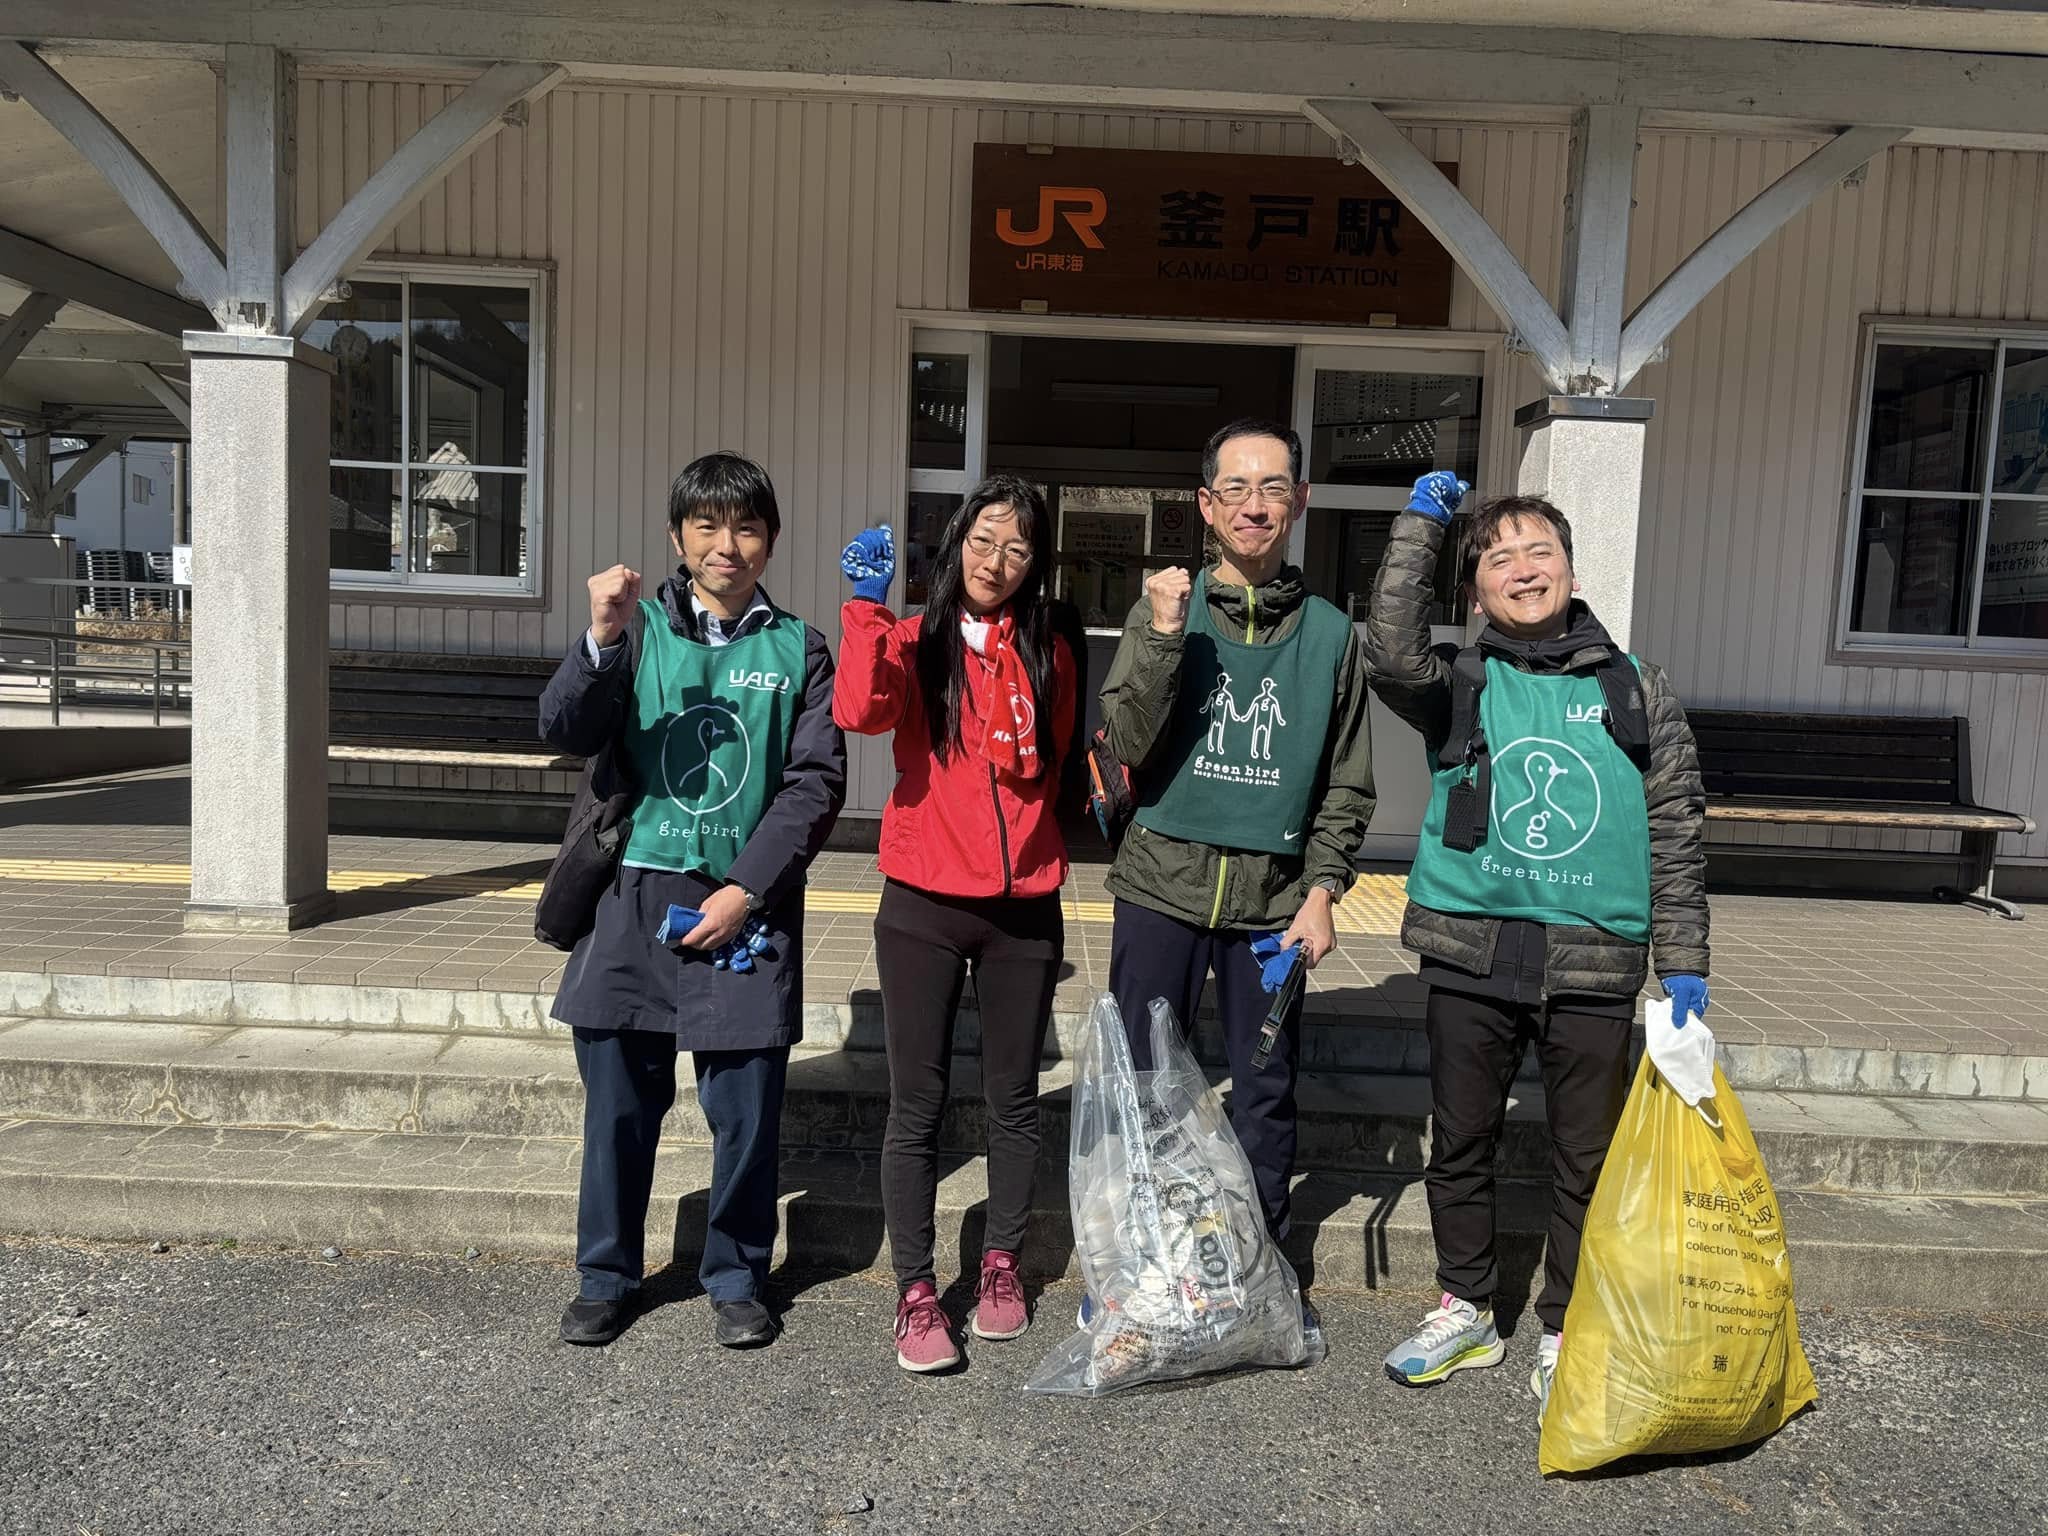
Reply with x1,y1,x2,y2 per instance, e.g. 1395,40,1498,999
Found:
655,904,705,948
1405,471,1469,525
1248,932,1303,996
840,525,896,604
1663,973,1710,1027
711,918,775,973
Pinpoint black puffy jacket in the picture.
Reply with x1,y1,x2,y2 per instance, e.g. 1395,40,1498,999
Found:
1363,512,1710,1001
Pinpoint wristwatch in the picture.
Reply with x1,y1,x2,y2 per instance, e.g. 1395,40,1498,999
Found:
1312,876,1346,899
728,881,766,915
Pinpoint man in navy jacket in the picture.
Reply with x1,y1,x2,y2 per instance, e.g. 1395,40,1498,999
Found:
541,451,845,1349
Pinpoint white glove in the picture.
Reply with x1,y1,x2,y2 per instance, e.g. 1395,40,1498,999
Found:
1645,996,1717,1107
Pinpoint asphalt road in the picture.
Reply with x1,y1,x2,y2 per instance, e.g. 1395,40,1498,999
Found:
1,1237,2042,1536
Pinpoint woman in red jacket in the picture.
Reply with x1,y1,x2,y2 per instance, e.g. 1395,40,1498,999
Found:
835,475,1077,1374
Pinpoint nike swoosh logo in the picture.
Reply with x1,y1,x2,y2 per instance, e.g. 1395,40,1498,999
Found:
1282,831,1299,842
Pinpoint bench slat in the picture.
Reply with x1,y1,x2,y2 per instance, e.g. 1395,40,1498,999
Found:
330,743,580,771
1696,750,1956,783
1706,800,2029,832
332,715,536,744
329,671,547,702
1688,729,1958,761
331,691,538,721
1704,774,1955,802
1688,710,1960,737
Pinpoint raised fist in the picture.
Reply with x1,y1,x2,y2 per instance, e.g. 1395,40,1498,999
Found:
1146,566,1194,636
587,564,642,648
840,525,896,604
1405,471,1470,525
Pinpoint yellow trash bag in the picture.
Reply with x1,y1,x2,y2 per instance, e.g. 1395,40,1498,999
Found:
1538,1054,1818,1475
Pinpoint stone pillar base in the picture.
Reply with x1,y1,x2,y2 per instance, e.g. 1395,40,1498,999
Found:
183,891,340,934
1513,395,1654,652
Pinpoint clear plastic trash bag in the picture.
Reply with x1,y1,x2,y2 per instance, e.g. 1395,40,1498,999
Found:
1025,993,1322,1396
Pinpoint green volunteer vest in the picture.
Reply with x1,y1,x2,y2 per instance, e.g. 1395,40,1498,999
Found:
619,597,809,881
1408,659,1653,943
1132,570,1351,855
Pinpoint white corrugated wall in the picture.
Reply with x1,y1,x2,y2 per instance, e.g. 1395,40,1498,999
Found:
298,80,2046,852
1629,135,2048,864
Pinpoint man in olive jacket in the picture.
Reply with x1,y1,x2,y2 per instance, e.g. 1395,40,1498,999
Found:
1100,417,1375,1257
1366,472,1709,1421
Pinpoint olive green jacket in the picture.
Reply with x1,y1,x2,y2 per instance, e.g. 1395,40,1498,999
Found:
1099,567,1376,929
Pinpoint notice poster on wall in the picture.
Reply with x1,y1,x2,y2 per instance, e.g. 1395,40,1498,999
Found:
1062,510,1146,560
1981,503,2048,606
1150,497,1200,561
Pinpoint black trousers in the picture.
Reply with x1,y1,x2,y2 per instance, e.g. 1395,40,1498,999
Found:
1107,898,1306,1242
1423,987,1632,1333
873,879,1064,1291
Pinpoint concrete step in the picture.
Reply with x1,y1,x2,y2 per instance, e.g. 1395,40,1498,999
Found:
5,1016,2048,1198
7,970,2046,1100
0,1116,2040,1312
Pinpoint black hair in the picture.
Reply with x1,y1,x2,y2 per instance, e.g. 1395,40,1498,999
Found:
1200,417,1303,487
915,474,1059,777
667,451,781,549
1459,494,1575,587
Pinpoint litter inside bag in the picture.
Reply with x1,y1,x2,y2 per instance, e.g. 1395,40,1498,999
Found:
1025,993,1322,1396
1539,1054,1818,1474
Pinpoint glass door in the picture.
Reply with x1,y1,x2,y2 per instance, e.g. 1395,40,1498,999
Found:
903,326,990,610
1288,345,1486,625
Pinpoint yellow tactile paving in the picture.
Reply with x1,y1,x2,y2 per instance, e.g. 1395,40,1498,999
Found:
0,858,1407,935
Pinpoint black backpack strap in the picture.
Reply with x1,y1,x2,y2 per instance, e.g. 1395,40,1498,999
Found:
1438,645,1489,769
1596,652,1651,769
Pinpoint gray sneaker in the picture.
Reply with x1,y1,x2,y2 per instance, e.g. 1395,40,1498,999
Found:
1383,1292,1505,1387
1530,1329,1561,1423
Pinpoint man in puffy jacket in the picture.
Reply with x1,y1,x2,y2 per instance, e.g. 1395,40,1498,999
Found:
1366,473,1709,1422
1099,418,1376,1271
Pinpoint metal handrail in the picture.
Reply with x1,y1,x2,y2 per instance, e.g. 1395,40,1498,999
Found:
0,624,190,653
0,625,190,726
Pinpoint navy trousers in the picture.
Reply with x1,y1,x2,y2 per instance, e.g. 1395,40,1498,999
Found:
572,1027,789,1304
1107,898,1305,1241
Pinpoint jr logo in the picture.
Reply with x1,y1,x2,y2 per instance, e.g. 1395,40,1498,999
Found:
995,185,1108,249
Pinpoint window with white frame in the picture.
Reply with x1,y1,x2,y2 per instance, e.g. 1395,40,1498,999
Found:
1843,327,2048,652
304,267,544,591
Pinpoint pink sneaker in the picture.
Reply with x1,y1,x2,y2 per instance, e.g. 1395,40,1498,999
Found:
894,1282,960,1373
970,1249,1029,1341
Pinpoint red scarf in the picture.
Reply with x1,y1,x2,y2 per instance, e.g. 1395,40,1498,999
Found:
960,610,1040,777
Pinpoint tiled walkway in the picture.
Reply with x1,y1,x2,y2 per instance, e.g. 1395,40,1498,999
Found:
2,768,2044,1056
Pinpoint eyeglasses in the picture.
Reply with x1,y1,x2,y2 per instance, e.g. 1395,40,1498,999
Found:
965,532,1034,569
1206,480,1298,508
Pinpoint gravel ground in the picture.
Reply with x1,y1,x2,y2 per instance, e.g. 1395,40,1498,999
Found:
1,1236,2041,1536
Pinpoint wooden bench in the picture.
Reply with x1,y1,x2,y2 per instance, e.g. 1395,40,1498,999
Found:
1688,709,2036,921
326,652,580,833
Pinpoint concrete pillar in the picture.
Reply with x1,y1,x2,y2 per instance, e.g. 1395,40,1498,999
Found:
1514,395,1654,651
182,331,334,932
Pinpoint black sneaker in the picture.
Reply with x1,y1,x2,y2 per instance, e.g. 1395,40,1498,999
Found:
559,1294,635,1346
712,1298,776,1349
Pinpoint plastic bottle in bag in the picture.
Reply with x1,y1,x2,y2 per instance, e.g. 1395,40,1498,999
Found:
1026,993,1322,1396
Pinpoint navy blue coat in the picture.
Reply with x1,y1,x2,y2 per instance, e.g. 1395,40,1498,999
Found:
540,573,847,1049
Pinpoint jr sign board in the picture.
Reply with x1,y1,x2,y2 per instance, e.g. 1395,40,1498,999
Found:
969,144,1457,328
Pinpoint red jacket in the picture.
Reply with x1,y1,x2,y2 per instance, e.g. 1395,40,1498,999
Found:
833,600,1076,899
